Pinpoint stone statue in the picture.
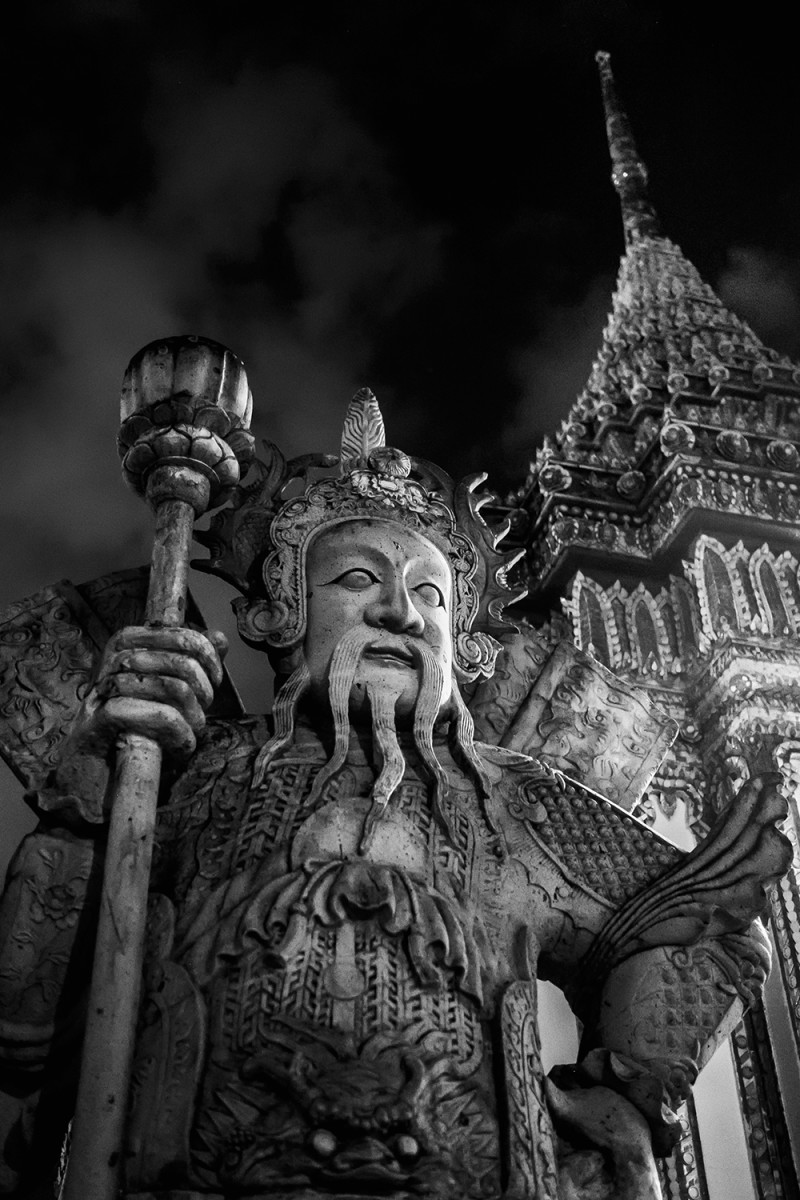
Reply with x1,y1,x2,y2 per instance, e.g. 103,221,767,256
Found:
0,351,792,1200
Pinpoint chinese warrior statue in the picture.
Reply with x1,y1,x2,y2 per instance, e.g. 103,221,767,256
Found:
0,337,792,1200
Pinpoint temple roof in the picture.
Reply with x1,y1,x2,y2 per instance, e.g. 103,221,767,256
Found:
511,52,800,605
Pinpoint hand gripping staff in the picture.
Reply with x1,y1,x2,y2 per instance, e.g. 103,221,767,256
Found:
62,336,254,1200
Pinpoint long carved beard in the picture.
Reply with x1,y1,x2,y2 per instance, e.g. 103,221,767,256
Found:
294,629,453,849
254,628,492,847
411,642,456,841
360,680,407,852
252,661,311,786
305,626,378,807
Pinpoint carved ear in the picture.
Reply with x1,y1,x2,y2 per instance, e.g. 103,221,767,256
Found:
454,630,502,681
232,596,291,647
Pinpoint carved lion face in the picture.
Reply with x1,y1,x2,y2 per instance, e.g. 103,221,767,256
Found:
304,519,454,721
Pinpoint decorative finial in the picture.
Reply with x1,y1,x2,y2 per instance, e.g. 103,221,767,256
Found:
340,386,387,473
595,50,661,245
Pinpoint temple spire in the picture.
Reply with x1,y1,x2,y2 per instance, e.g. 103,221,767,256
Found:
595,50,661,245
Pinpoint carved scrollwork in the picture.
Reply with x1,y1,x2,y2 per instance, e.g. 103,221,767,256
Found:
497,640,678,811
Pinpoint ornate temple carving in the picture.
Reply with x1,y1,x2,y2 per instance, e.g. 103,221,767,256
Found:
0,50,797,1200
491,50,800,1200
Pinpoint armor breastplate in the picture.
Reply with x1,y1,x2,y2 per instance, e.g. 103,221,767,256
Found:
126,720,513,1198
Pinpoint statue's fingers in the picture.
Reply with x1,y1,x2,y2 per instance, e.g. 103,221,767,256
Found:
98,673,206,734
102,649,215,710
100,697,197,758
205,628,229,660
107,626,225,688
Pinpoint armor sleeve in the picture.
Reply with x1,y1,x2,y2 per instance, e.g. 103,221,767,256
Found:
0,813,103,1194
554,772,790,1153
490,748,792,1154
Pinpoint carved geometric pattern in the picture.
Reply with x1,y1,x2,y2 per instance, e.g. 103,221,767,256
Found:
655,948,734,1054
530,779,681,905
435,791,473,890
358,923,484,1063
224,930,341,1058
232,758,318,872
157,718,270,899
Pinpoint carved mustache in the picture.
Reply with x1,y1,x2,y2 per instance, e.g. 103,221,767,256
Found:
360,639,419,667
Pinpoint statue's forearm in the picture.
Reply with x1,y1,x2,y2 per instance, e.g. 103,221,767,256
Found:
0,816,102,1195
0,822,101,1063
568,927,766,1156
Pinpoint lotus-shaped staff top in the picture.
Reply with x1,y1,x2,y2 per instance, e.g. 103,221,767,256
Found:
118,334,255,509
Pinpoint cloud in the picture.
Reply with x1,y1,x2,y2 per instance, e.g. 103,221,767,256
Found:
716,246,800,359
0,59,453,606
0,215,189,598
500,274,614,477
142,62,450,456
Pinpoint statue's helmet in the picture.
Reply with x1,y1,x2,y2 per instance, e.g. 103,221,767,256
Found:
195,388,525,681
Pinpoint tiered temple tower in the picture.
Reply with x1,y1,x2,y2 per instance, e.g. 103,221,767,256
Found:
504,50,800,1200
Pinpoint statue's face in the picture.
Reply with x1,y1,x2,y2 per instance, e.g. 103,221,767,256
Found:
304,519,453,722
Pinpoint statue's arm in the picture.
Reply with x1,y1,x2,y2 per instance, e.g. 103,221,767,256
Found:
0,799,104,1194
561,919,772,1153
543,772,791,1158
495,761,790,1197
0,621,226,1194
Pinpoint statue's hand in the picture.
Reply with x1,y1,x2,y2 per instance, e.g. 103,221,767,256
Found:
545,1077,661,1200
75,625,228,759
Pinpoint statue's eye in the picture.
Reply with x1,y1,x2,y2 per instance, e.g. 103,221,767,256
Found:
414,582,445,608
333,568,379,591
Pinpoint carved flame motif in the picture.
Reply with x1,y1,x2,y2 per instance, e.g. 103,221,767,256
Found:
339,386,387,472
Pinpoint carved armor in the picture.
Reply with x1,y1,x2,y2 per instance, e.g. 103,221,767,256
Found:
107,715,777,1197
126,719,510,1196
0,385,792,1198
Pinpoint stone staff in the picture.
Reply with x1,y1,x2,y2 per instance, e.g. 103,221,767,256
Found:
62,336,254,1200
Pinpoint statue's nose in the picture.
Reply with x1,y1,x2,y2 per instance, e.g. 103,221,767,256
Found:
366,582,425,635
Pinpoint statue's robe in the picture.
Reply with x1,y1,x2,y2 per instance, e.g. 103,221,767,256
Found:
1,709,775,1200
